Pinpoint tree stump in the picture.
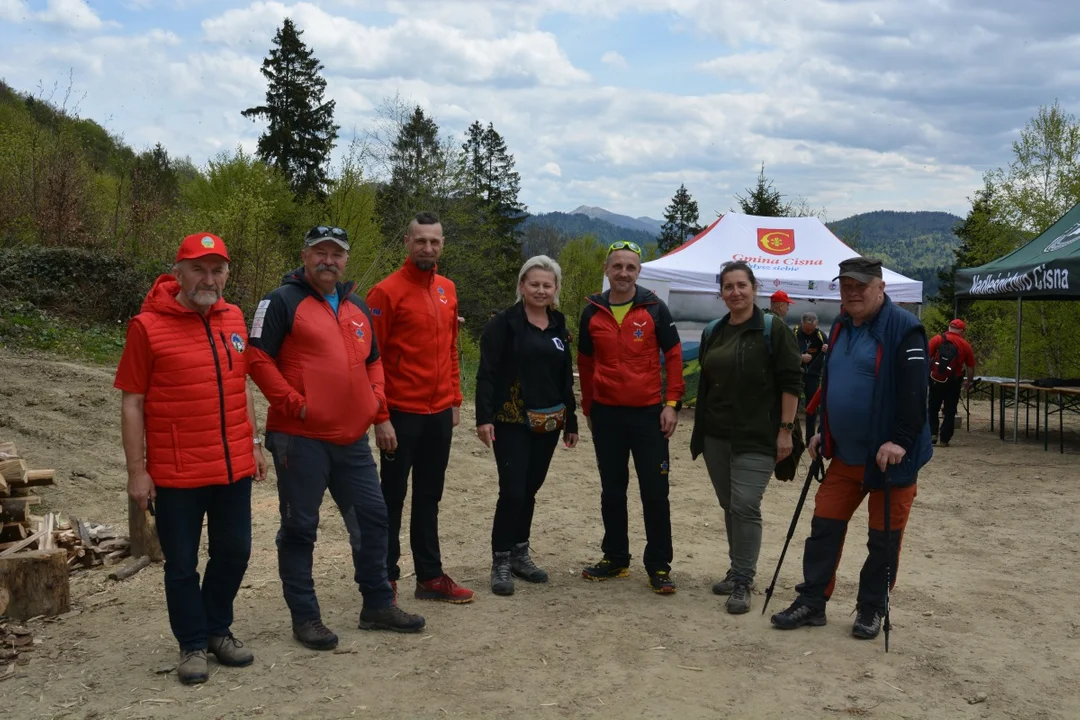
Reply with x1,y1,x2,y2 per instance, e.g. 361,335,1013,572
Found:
128,498,163,562
0,548,70,620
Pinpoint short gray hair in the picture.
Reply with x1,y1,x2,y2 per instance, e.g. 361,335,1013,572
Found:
516,255,562,308
801,312,818,324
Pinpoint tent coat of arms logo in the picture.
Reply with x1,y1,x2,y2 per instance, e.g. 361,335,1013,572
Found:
756,228,795,256
1044,222,1080,253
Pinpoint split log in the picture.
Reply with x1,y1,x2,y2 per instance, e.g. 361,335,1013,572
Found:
0,502,28,524
0,476,7,498
0,548,71,620
0,586,8,615
0,530,45,557
21,470,56,487
0,459,27,484
39,513,55,550
127,499,163,562
0,523,28,543
0,442,17,457
108,554,150,581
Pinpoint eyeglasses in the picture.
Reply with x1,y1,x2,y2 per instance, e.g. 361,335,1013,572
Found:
607,241,642,256
304,226,349,243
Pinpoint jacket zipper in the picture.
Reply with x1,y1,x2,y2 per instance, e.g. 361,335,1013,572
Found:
202,317,234,483
219,331,233,371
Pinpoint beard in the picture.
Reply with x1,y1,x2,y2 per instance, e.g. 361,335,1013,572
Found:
187,287,221,307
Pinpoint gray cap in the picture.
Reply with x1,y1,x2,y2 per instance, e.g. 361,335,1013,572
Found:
303,225,350,251
834,256,882,283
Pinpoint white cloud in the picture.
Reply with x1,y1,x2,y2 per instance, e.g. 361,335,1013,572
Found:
0,0,31,22
37,0,112,30
540,162,562,177
601,51,628,69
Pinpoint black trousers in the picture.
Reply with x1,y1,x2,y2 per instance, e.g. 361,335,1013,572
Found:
928,378,963,443
590,403,673,572
379,408,454,582
491,422,561,552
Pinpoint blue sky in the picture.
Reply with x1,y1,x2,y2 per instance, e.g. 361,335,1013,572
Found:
2,0,1079,222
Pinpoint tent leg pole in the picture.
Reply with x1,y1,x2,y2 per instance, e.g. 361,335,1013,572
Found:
1014,297,1022,444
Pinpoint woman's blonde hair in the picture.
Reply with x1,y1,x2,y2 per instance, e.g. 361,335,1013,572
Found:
516,255,562,308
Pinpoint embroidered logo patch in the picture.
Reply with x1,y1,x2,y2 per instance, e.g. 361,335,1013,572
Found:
230,332,245,353
552,338,565,351
633,328,644,341
352,320,365,342
660,460,670,476
371,308,382,316
201,236,216,249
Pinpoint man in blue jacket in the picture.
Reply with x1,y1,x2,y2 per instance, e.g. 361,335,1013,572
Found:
770,257,932,640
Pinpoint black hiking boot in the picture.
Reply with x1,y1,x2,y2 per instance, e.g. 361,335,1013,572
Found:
647,569,677,595
292,619,339,650
852,605,883,640
582,557,630,581
726,582,752,614
491,551,514,596
712,570,736,595
770,601,827,630
510,542,549,583
358,605,426,633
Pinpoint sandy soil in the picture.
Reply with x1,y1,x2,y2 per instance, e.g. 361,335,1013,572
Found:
1,348,1079,719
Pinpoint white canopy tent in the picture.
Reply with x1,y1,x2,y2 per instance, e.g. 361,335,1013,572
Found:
638,212,923,326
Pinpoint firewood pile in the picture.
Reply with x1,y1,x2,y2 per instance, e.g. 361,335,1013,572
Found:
0,442,130,568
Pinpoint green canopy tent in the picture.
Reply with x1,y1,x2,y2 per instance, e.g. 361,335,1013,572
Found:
954,202,1080,441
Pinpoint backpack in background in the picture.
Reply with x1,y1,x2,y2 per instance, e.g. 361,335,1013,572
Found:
930,333,960,383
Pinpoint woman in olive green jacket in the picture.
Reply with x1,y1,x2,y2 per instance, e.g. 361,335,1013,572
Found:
690,262,803,614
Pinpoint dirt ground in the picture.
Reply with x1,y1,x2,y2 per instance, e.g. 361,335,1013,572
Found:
1,348,1079,719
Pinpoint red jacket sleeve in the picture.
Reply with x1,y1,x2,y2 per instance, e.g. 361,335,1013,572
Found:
365,284,393,423
247,347,306,419
806,387,823,416
368,357,386,417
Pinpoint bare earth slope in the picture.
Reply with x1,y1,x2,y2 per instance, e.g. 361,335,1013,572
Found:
1,349,1078,719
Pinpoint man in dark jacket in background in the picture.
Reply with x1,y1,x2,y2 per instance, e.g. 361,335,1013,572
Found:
795,312,829,443
771,257,933,640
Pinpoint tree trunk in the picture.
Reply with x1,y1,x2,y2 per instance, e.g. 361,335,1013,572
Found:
0,548,70,620
128,498,163,562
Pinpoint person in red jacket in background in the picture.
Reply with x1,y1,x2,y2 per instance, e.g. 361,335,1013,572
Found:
577,241,685,594
927,318,976,447
366,212,474,603
115,233,267,685
247,226,426,652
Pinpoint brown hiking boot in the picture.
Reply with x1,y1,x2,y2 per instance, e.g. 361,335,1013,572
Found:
292,619,339,650
177,649,209,685
208,634,254,667
358,604,426,633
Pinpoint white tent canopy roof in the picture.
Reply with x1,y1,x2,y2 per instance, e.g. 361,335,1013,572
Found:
639,212,924,303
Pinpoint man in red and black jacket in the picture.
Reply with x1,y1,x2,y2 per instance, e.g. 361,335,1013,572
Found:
577,241,685,594
927,319,976,447
248,226,425,652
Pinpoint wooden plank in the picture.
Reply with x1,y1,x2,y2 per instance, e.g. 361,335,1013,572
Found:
39,513,54,551
21,469,55,487
0,529,45,557
0,459,27,484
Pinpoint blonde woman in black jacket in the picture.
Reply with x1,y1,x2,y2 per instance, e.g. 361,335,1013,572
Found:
476,255,579,596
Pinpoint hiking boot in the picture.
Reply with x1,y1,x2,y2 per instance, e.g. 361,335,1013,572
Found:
647,569,677,595
770,601,827,630
292,619,339,650
941,440,950,448
415,574,475,604
582,557,630,581
177,649,208,685
712,570,736,595
726,582,752,614
208,634,253,667
510,542,549,583
931,434,938,445
852,605,883,640
491,551,514,596
359,604,426,633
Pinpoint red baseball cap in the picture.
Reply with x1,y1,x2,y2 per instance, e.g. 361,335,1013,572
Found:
771,290,792,304
949,318,966,330
176,233,230,263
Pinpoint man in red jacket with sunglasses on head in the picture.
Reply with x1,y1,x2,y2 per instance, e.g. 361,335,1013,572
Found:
115,233,267,685
577,240,685,594
366,212,475,604
248,225,426,652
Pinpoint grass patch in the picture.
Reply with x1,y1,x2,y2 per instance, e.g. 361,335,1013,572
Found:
0,301,127,365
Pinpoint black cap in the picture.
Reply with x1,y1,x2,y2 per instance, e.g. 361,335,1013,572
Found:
303,225,350,251
834,256,883,283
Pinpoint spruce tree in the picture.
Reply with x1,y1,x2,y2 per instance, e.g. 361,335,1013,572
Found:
242,18,339,199
375,105,448,240
735,163,788,217
657,184,702,254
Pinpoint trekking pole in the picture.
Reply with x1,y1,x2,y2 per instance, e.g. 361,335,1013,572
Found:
762,455,825,615
883,478,892,653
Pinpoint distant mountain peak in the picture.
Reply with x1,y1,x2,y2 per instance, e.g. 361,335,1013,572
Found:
568,205,663,234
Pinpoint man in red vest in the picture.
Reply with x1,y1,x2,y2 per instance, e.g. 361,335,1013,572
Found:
115,233,267,685
248,226,426,651
366,212,474,603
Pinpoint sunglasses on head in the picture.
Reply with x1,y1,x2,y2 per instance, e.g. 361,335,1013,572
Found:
607,241,642,256
305,226,348,242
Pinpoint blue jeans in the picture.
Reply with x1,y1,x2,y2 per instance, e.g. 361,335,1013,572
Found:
266,432,394,624
155,477,253,651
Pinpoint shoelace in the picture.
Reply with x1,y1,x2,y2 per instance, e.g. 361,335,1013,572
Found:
309,620,333,636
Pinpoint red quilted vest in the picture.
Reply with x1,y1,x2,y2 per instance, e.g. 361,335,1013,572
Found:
135,276,255,488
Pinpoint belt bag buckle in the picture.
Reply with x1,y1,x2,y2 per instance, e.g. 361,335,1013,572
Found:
526,404,566,434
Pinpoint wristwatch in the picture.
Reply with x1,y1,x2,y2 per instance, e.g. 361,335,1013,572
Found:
779,422,795,431
253,436,263,446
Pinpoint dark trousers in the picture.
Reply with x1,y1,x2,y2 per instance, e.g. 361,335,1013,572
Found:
803,373,821,442
379,409,454,582
267,432,394,624
928,378,963,443
155,477,252,651
491,422,560,552
590,403,673,572
795,459,917,613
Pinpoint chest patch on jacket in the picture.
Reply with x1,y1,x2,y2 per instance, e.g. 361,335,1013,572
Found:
230,332,246,353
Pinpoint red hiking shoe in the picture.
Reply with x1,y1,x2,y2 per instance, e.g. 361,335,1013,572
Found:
415,574,475,604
